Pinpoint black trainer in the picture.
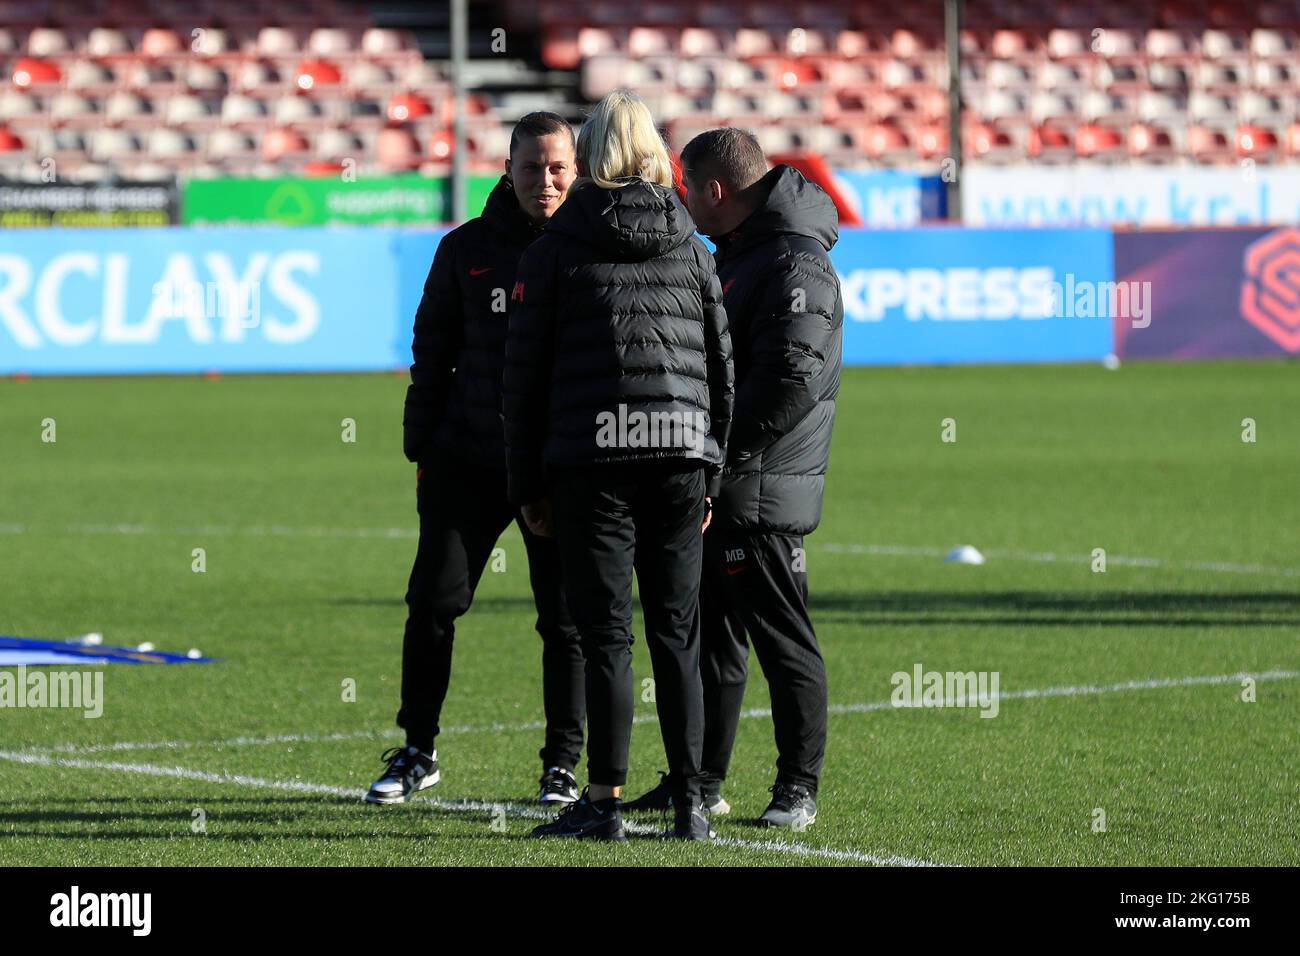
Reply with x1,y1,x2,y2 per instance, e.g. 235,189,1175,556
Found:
531,788,627,841
624,771,731,816
364,745,439,805
758,782,817,830
538,766,580,805
622,771,674,812
672,795,717,841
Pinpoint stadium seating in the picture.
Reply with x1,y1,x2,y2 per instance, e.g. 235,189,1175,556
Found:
532,0,1300,168
2,0,1300,181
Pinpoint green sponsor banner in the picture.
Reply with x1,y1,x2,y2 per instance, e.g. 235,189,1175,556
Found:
183,174,499,225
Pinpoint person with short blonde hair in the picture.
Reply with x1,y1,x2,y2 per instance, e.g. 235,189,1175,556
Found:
504,91,735,841
573,89,675,189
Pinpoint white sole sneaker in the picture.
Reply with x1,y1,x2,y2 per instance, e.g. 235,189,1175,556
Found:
364,768,441,805
704,794,731,816
539,790,579,805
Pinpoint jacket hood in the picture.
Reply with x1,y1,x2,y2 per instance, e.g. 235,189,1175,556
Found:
482,174,546,243
715,164,839,260
546,178,697,261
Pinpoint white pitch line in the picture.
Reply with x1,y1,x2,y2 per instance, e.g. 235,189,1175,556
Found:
819,542,1300,578
28,669,1300,758
0,749,942,867
3,520,1296,578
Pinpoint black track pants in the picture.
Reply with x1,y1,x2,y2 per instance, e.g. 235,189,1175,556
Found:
397,460,585,770
699,528,827,793
550,460,707,798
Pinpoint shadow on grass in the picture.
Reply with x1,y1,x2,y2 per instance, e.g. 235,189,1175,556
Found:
811,590,1300,627
0,793,542,841
324,595,543,613
331,591,1300,627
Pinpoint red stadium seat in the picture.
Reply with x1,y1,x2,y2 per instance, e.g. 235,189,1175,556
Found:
1186,124,1234,163
1074,123,1125,159
387,93,432,123
540,27,579,68
989,29,1032,58
965,121,1020,162
1027,124,1074,162
262,127,310,162
1285,123,1300,157
863,122,912,162
913,122,949,159
12,57,61,90
427,128,454,163
1236,124,1281,159
295,60,342,92
303,160,347,176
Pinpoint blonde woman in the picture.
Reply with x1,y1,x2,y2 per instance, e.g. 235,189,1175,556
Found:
503,90,734,840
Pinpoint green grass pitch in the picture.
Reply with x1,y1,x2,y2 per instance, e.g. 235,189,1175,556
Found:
1,361,1296,866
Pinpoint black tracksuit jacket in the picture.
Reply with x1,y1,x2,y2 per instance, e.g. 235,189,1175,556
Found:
403,175,545,469
710,164,843,536
502,177,735,505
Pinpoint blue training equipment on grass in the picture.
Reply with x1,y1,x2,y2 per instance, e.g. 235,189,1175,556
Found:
0,636,216,666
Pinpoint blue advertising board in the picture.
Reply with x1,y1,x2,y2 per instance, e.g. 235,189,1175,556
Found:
831,227,1116,365
0,227,439,375
833,170,946,227
2,224,1115,374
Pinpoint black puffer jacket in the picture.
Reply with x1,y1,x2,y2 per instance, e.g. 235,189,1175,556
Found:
403,175,544,468
711,164,843,535
503,178,734,506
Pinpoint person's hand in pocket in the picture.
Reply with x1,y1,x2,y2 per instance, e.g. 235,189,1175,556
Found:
522,499,554,538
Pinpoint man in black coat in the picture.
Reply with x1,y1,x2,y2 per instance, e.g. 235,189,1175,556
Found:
627,128,842,828
365,113,586,807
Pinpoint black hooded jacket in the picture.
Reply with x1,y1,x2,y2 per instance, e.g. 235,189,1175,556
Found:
503,178,735,506
402,175,545,469
710,164,843,535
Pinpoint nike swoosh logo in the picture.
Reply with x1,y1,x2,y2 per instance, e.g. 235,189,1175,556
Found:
469,267,492,276
726,566,745,576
